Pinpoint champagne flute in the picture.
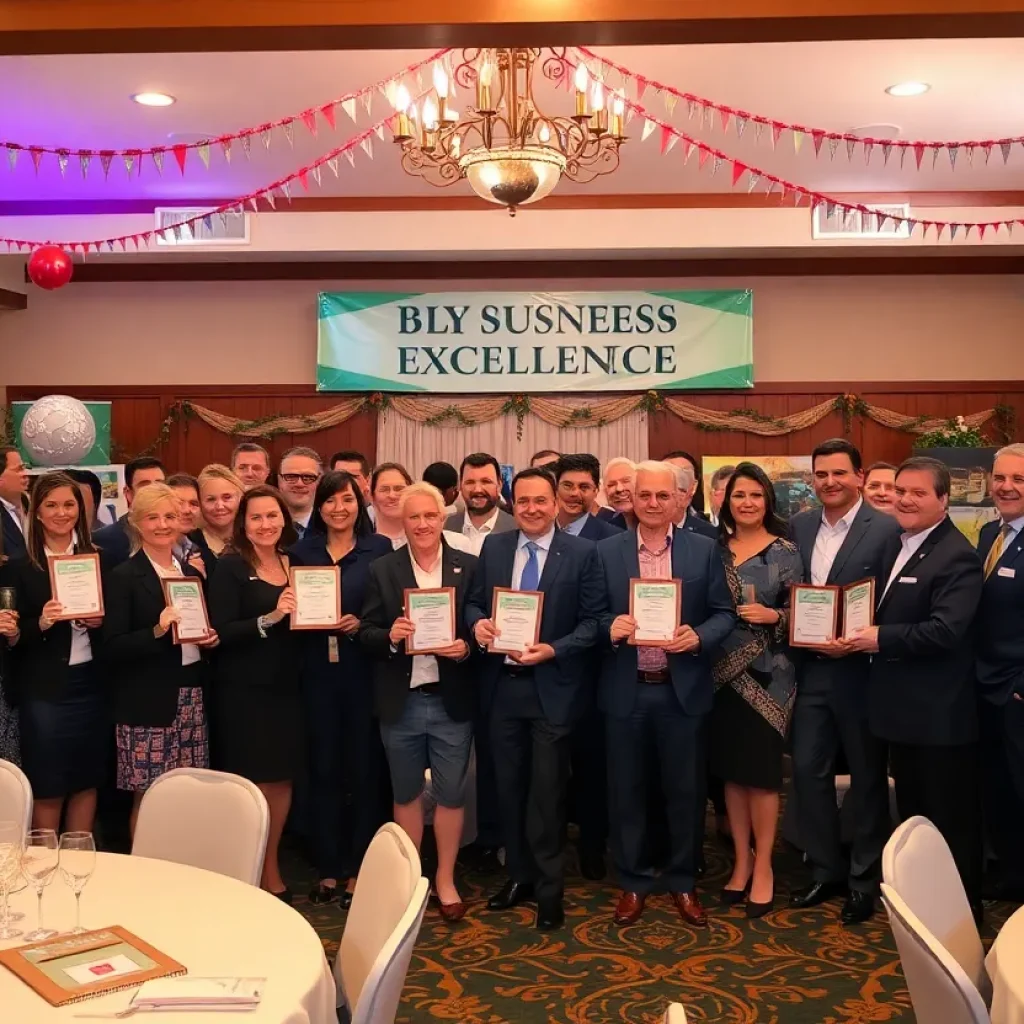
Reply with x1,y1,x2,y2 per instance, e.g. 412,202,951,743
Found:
22,829,59,941
59,831,96,935
0,820,24,939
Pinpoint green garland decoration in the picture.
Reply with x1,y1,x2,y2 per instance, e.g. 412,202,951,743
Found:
501,395,532,440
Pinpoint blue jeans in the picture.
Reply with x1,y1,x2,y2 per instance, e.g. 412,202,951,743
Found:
380,689,472,807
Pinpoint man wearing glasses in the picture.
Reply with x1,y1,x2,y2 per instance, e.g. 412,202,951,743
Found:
277,447,323,539
554,454,619,544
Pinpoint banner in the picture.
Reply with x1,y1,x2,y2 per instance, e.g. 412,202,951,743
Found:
317,289,753,393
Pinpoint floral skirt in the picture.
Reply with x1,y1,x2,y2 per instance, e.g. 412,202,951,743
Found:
116,686,209,792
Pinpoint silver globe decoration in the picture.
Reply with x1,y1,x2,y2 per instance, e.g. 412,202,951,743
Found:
19,395,97,467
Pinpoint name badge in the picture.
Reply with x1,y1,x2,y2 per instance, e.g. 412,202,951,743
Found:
898,576,917,584
998,567,1017,579
328,636,340,663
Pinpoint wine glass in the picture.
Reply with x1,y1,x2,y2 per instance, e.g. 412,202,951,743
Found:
0,820,24,940
58,831,96,935
22,829,59,941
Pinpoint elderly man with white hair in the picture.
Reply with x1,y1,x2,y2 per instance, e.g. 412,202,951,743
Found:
665,459,717,540
604,457,638,531
595,459,735,927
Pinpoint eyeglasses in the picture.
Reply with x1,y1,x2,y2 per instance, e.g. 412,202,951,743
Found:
278,473,319,485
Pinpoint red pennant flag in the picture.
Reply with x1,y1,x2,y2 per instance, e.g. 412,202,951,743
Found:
771,123,783,148
301,110,317,135
298,170,309,191
811,130,825,156
321,104,336,130
29,147,43,173
659,126,673,155
636,77,648,101
720,109,731,133
979,223,987,240
698,147,710,169
731,160,746,186
913,143,925,169
172,145,188,174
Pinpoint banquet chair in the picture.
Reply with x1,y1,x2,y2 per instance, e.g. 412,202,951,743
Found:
0,758,31,834
881,884,990,1024
132,767,269,887
882,815,990,1003
335,822,429,1023
662,1004,688,1023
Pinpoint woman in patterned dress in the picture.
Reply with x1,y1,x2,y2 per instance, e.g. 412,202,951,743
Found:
710,462,804,918
103,483,220,834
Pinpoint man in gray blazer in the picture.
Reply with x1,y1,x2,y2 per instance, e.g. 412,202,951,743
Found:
788,439,901,924
446,452,516,557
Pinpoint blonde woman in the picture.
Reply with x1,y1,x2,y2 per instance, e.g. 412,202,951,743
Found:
103,483,220,832
195,464,244,559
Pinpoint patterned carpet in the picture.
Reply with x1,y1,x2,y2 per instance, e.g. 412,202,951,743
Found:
284,832,1015,1024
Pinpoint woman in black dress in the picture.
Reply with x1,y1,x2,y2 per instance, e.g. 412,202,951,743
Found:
208,485,301,901
711,462,803,918
290,471,391,907
0,529,20,765
7,472,107,832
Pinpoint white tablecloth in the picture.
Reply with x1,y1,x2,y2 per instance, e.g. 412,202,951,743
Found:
988,906,1024,1024
0,852,336,1024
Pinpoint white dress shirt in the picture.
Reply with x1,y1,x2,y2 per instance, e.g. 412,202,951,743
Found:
460,508,501,556
882,520,944,598
45,539,92,666
408,544,442,688
390,529,473,554
810,498,863,586
1000,514,1024,546
1,497,24,534
146,553,201,666
511,526,555,590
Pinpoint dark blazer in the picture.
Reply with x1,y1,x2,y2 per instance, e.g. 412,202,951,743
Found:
975,518,1024,705
869,516,983,746
681,509,718,541
596,527,735,719
0,504,26,562
576,514,620,543
103,550,208,727
609,511,632,531
182,529,219,581
93,515,132,568
595,506,618,524
208,553,300,691
9,551,106,704
465,528,605,726
789,501,903,709
360,539,478,726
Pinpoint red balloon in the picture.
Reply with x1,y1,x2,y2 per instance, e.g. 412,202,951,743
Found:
27,246,73,290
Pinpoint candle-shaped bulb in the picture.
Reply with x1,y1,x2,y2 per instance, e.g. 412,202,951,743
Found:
432,63,449,99
574,64,589,94
591,81,605,111
395,84,411,113
423,96,439,129
612,93,625,117
538,123,551,143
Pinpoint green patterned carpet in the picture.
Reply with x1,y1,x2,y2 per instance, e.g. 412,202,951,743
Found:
285,833,1014,1024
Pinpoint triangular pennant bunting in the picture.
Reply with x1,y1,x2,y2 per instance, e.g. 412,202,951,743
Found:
828,137,840,161
99,151,113,178
241,135,252,160
265,192,276,210
664,93,677,115
730,160,746,186
792,130,804,154
864,141,874,164
374,123,385,141
283,121,294,147
641,119,656,143
153,149,164,174
321,104,336,130
5,147,17,172
344,148,356,167
261,128,273,149
812,130,824,156
636,77,648,102
735,116,747,138
659,126,673,154
846,138,856,161
79,152,91,178
198,143,211,169
747,172,760,193
281,182,292,201
221,139,232,163
882,142,893,165
298,170,309,191
302,110,317,135
327,157,340,176
948,144,959,169
914,143,925,169
311,165,322,186
683,141,696,164
172,145,187,174
57,150,69,176
711,154,723,176
1001,142,1012,164
359,137,373,159
950,224,960,240
30,148,43,173
754,121,765,144
771,123,782,148
341,97,357,122
698,147,710,169
361,90,373,116
720,109,732,133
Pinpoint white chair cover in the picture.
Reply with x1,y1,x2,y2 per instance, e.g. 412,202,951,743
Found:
336,823,427,1022
663,1003,688,1023
0,758,31,835
882,815,989,1002
132,767,269,886
881,884,990,1024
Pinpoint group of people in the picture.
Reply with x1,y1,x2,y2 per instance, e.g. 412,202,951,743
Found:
0,435,1019,934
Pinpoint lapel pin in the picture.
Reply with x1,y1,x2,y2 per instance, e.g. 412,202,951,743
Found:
454,566,462,574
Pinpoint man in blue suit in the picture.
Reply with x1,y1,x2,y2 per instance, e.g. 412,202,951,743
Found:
596,460,735,927
93,457,166,567
466,467,606,931
977,443,1024,901
553,454,620,543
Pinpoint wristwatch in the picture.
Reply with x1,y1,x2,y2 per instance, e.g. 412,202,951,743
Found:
257,615,269,639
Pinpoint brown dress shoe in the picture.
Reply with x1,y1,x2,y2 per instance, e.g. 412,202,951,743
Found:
437,899,468,923
671,891,708,927
614,891,646,926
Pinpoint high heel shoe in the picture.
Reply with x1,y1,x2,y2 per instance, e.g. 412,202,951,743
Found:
720,870,753,906
746,890,775,919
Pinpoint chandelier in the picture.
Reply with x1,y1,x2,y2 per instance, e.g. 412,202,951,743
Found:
391,48,626,215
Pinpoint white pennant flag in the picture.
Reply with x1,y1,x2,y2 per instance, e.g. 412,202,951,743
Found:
374,123,385,141
327,157,340,176
663,133,679,155
344,148,356,167
359,137,373,160
641,119,656,142
341,97,357,122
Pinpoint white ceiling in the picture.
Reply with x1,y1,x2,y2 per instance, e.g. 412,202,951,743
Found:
0,38,1023,203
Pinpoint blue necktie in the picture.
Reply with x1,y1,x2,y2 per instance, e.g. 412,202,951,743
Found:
294,522,305,540
519,541,540,592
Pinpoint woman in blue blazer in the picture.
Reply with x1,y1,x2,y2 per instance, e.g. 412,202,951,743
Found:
290,471,391,908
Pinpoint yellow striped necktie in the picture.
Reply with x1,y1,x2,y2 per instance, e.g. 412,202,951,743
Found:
984,524,1014,579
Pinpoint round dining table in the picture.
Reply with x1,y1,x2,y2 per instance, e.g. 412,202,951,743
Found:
0,852,336,1023
987,904,1024,1024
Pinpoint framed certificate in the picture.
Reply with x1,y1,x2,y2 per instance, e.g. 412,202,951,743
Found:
629,578,682,646
0,925,185,1007
47,553,104,621
160,577,212,644
290,566,342,630
490,587,544,653
842,578,875,640
404,587,456,655
789,584,840,647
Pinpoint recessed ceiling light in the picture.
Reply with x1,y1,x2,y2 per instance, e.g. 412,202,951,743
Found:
885,82,930,98
132,92,175,107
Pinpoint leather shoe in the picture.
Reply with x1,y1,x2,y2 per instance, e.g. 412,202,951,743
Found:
308,882,337,905
671,891,708,928
579,848,607,881
437,899,468,924
614,891,646,926
789,880,847,909
536,900,565,931
487,879,535,911
339,889,354,911
841,891,876,925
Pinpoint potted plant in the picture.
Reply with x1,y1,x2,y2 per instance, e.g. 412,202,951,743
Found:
913,416,997,507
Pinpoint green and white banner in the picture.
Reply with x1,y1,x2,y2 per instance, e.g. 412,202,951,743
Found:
317,290,753,393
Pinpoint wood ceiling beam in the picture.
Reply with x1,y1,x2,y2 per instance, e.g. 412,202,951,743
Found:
2,1,1024,54
0,288,27,310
